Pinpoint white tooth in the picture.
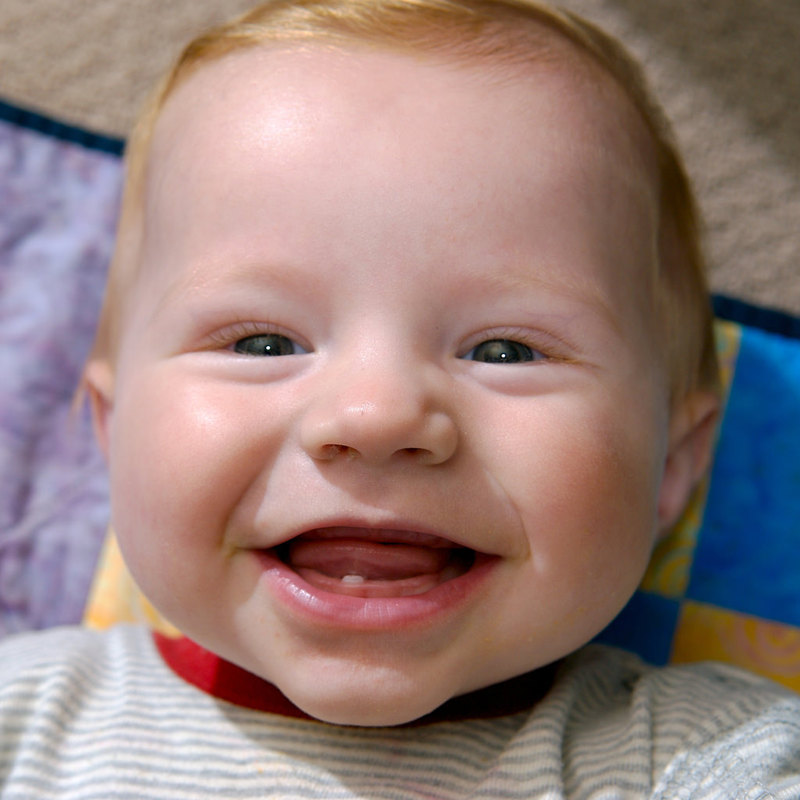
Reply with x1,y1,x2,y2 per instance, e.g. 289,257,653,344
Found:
341,574,366,584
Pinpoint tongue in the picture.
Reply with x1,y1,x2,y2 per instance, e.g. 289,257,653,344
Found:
286,538,452,581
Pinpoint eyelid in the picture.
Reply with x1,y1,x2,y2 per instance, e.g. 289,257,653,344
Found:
458,326,577,363
207,320,312,354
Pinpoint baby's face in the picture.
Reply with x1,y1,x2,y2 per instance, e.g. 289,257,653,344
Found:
99,45,673,725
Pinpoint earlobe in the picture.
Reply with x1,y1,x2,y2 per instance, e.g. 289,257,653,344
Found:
83,359,116,461
656,391,720,535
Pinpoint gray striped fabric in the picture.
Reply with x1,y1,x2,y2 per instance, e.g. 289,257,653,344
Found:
1,626,798,799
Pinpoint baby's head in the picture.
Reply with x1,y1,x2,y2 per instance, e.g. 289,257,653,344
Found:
86,0,720,726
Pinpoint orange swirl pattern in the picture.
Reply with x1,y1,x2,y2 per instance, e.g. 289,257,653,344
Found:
672,601,800,692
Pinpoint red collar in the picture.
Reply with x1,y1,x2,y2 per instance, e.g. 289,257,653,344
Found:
154,632,557,725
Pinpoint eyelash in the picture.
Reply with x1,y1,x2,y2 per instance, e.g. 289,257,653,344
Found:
459,327,568,363
208,321,307,352
206,322,573,363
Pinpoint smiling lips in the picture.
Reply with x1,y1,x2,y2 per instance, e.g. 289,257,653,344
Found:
275,526,476,598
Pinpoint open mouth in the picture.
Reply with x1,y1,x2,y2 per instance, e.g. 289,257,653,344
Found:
273,527,477,598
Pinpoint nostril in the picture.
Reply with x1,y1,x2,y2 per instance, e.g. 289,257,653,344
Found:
402,446,449,465
415,449,447,465
402,447,431,459
316,444,436,462
319,444,359,460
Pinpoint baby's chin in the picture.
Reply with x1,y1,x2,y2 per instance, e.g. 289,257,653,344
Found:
275,662,461,727
265,649,554,727
278,657,559,727
298,696,439,727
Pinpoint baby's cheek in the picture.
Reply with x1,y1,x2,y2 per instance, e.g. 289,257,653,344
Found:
110,376,262,551
515,407,660,579
566,432,663,606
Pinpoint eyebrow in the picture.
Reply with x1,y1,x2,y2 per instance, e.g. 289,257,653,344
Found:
466,263,624,337
147,252,625,342
147,257,312,317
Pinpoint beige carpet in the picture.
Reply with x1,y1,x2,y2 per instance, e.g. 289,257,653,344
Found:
2,0,798,314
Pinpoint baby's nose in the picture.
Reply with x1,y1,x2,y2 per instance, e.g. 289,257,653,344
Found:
298,363,458,466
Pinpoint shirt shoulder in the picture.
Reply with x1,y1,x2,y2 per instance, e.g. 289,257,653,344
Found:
0,623,157,692
0,625,196,797
545,645,800,799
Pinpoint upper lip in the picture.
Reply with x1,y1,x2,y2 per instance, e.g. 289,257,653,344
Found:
266,516,487,554
291,526,465,549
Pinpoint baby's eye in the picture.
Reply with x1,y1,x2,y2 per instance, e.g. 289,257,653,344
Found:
463,338,541,364
233,333,306,357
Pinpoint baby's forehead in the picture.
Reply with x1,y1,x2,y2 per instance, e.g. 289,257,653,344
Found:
148,39,658,195
136,42,660,315
132,42,662,330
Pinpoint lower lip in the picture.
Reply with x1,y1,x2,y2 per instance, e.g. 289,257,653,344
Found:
255,549,499,631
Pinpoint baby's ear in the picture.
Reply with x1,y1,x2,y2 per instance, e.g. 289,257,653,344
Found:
83,359,115,461
656,390,720,536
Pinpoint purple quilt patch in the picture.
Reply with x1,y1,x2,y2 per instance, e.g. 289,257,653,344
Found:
0,117,121,636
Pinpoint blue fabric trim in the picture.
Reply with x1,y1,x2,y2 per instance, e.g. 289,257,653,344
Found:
0,98,124,156
595,591,681,666
713,294,800,340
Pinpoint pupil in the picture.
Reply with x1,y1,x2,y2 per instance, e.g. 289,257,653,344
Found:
474,339,533,363
235,334,295,356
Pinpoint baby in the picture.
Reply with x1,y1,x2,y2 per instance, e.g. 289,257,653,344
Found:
2,0,799,797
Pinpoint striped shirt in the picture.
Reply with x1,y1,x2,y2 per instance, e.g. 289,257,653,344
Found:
1,625,799,799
